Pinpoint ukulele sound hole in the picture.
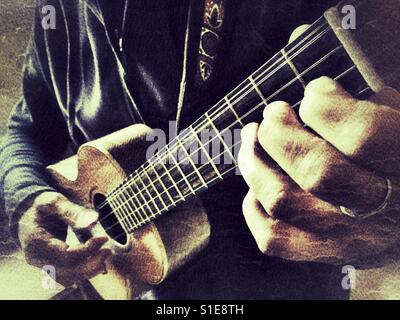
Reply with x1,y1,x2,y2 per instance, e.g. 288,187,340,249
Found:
93,194,128,245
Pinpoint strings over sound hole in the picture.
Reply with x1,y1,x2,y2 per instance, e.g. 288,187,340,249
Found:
93,194,128,245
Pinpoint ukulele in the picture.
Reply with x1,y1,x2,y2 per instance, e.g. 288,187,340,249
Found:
46,0,400,299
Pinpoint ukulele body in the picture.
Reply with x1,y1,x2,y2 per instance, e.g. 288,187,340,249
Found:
47,124,211,300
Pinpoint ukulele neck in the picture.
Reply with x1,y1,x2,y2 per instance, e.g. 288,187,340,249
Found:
105,0,400,233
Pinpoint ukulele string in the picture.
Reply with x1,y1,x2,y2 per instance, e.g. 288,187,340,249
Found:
103,51,361,233
97,22,331,217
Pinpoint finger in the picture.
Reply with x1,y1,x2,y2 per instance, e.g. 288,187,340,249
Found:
289,24,310,43
242,190,340,263
55,200,99,230
242,190,277,254
25,229,112,285
25,229,109,269
258,100,388,211
35,193,99,230
46,236,109,268
239,123,300,219
299,77,400,174
370,86,400,111
64,236,110,266
57,249,112,286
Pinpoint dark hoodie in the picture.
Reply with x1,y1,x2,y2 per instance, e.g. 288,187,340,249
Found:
0,0,347,299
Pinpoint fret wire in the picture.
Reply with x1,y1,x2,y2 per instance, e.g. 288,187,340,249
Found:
123,186,143,226
248,75,268,104
165,145,196,195
176,136,208,188
131,172,153,222
136,168,160,213
189,126,223,179
156,153,185,201
113,196,133,230
109,19,380,235
115,191,136,228
138,165,166,212
204,112,237,166
223,96,244,127
108,197,130,231
147,158,176,206
141,164,169,210
117,191,137,229
281,48,307,88
123,181,148,226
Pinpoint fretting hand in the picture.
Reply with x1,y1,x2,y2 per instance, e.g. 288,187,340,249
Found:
238,75,400,266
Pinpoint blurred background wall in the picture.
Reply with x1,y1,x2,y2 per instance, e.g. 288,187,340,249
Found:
0,0,35,136
0,0,35,249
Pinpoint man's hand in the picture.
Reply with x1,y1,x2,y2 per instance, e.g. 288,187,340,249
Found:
18,192,112,286
238,75,400,266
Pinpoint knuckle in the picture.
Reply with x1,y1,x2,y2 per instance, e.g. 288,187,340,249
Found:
237,144,248,170
281,136,308,161
300,143,341,195
298,95,316,124
262,102,293,127
257,221,279,255
256,120,270,148
238,149,257,181
339,116,378,161
341,138,368,161
267,189,291,219
242,192,255,217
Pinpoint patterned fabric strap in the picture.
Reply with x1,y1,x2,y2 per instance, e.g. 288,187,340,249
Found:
195,0,226,85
